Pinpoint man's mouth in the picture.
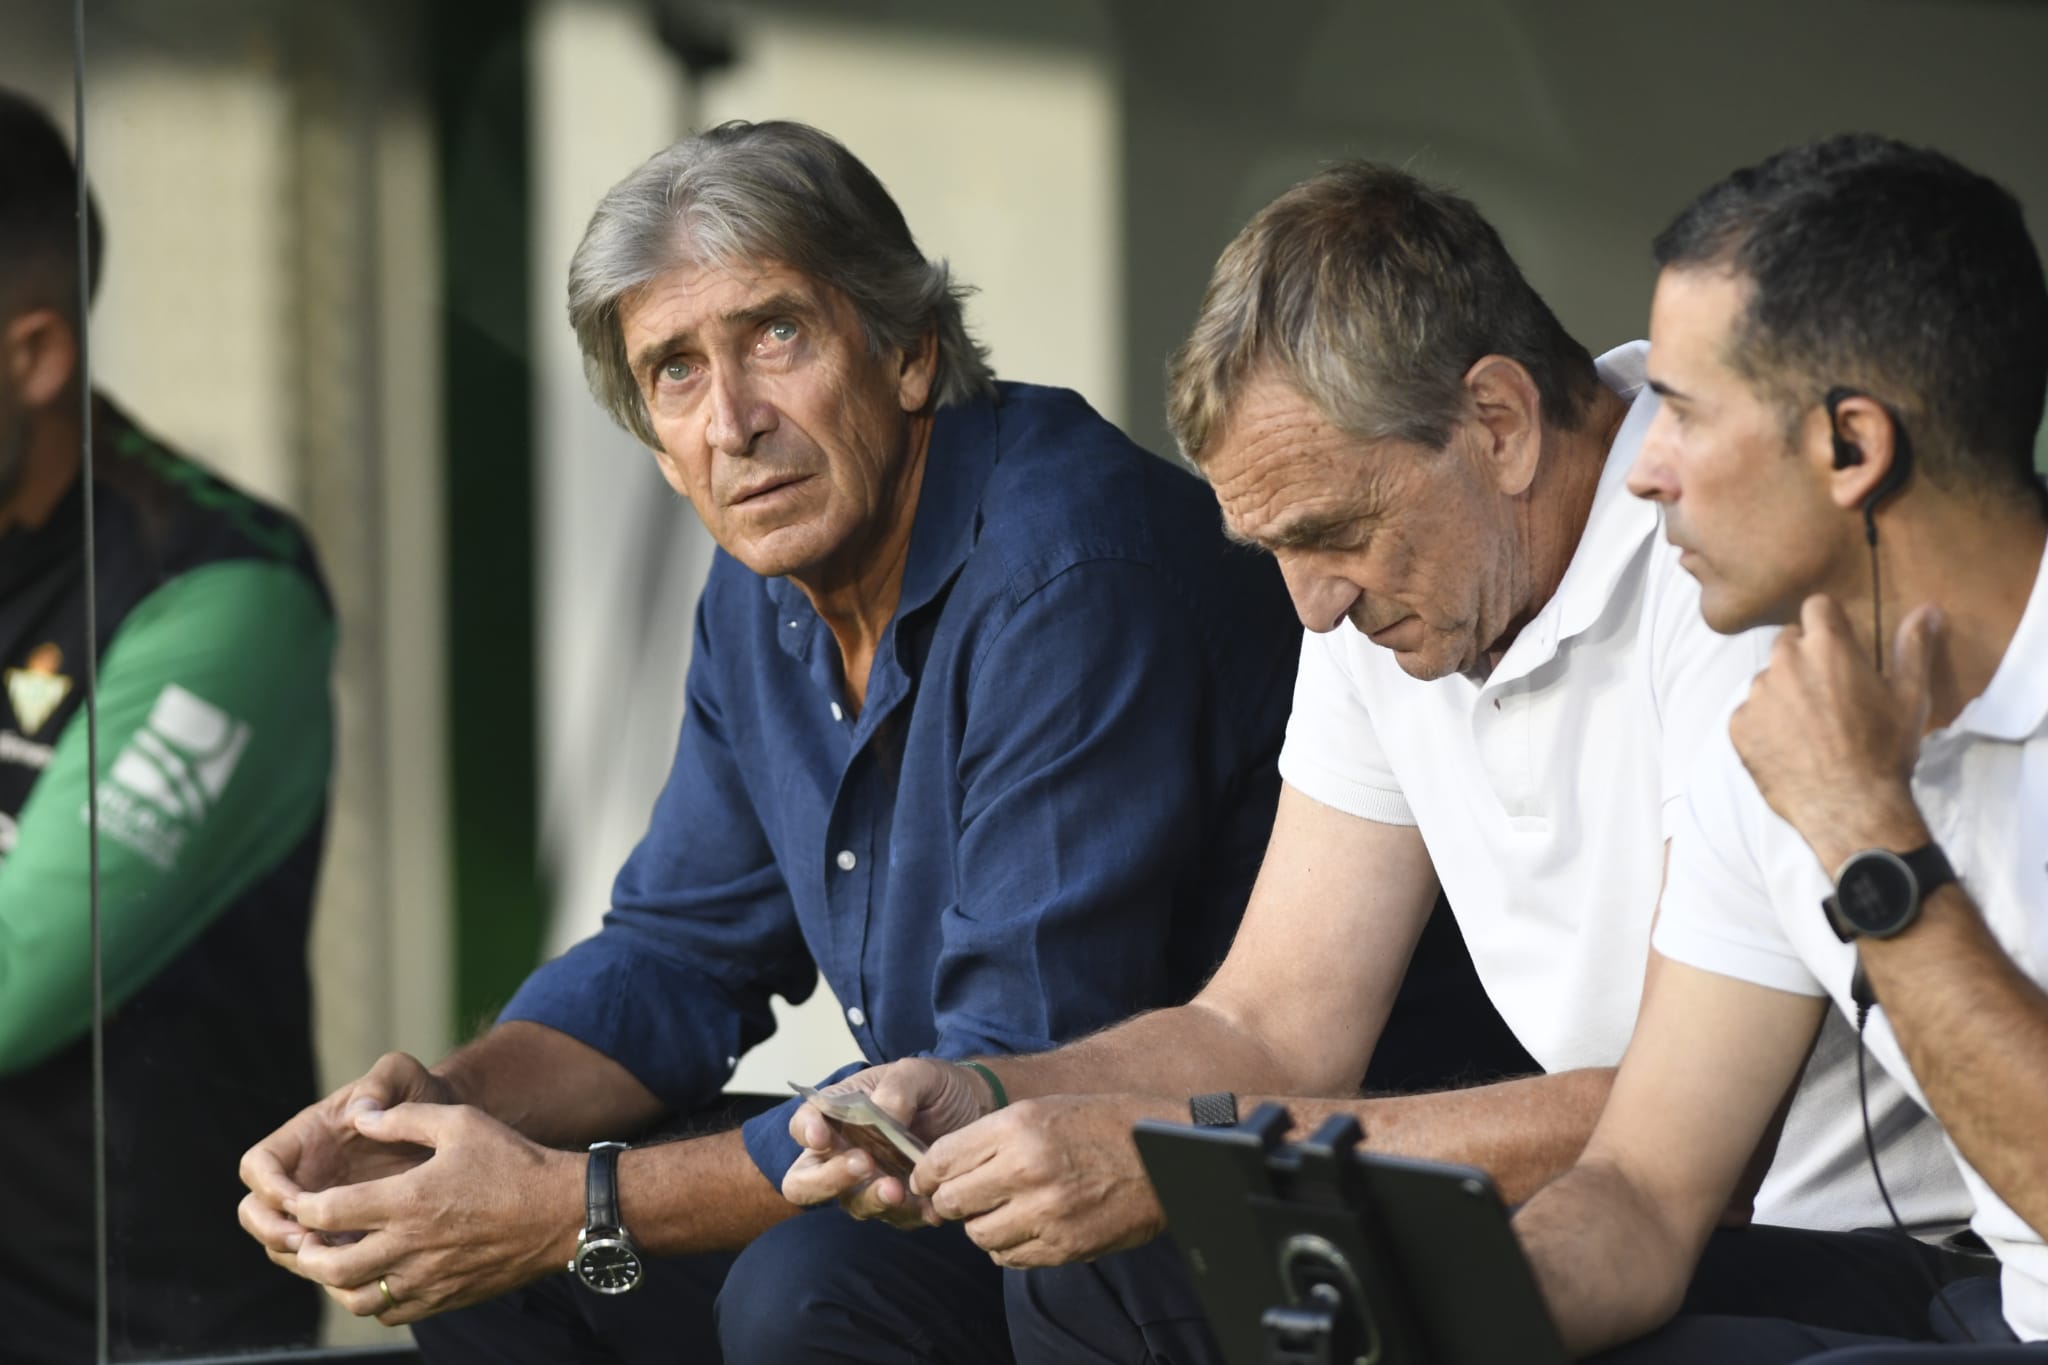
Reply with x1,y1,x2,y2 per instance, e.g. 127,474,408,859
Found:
731,474,810,506
1367,617,1416,646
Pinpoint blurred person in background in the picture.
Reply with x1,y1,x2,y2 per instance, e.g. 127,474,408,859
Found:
0,89,333,1362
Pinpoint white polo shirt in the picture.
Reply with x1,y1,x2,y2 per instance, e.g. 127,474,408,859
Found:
1656,542,2048,1338
1280,342,1963,1230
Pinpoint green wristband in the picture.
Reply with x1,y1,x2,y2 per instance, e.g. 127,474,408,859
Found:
960,1060,1008,1111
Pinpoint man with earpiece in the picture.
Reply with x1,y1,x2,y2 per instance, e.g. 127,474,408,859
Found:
1518,133,2048,1362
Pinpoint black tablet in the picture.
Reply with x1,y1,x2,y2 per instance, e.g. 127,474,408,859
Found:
1133,1105,1570,1365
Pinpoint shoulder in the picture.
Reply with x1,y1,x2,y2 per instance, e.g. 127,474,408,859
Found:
969,383,1227,588
94,402,329,606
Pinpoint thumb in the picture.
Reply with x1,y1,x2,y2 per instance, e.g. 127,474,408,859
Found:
352,1100,455,1149
1889,602,1943,724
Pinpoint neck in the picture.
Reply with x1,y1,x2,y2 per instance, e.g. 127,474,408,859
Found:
1833,490,2047,731
0,402,84,537
1486,385,1629,671
792,411,936,713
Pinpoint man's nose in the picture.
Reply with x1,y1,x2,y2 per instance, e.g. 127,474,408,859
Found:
705,365,772,457
1626,409,1678,504
1277,556,1362,633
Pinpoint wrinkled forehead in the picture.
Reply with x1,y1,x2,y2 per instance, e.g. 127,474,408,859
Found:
1204,372,1405,545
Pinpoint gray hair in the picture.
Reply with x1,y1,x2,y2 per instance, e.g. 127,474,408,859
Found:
568,119,995,447
1167,161,1597,465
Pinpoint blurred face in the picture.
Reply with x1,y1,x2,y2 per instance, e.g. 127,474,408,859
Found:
618,260,933,584
1628,268,1840,633
1204,373,1529,681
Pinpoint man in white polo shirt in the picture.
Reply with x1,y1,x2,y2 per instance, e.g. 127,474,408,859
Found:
784,161,1968,1364
1516,134,2048,1362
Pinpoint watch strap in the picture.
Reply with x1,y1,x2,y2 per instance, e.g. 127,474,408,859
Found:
1901,843,1955,900
586,1140,627,1232
1189,1092,1239,1127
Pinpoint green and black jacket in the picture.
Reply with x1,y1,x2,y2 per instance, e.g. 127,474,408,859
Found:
0,398,330,1360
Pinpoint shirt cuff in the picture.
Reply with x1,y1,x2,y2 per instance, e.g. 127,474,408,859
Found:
741,1059,869,1187
500,937,754,1112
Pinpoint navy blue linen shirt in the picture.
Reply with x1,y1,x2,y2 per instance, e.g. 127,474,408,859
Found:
502,383,1299,1183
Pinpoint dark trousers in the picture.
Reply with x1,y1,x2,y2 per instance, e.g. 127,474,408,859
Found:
412,1204,1011,1364
1005,1225,2010,1365
1593,1266,2035,1365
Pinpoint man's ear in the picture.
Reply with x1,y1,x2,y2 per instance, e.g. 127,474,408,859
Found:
4,308,79,409
1462,354,1543,496
896,329,939,415
1814,391,1903,513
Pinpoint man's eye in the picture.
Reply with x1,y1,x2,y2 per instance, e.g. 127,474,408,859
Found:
661,360,692,383
764,320,798,344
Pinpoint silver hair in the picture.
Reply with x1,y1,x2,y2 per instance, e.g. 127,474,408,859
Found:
568,120,996,447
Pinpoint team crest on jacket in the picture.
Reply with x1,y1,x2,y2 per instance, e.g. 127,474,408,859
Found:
4,643,72,737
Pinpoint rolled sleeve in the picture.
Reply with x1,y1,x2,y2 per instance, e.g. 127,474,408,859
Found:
501,598,814,1113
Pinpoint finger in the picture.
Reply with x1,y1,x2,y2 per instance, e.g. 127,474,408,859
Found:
294,1230,397,1289
960,1199,1032,1256
910,1122,1001,1194
789,1105,840,1154
782,1148,871,1205
289,1168,410,1235
1799,593,1847,639
1890,601,1943,718
350,1100,460,1149
240,1141,306,1204
923,1156,1021,1222
325,1277,390,1320
362,1051,438,1105
239,1190,307,1255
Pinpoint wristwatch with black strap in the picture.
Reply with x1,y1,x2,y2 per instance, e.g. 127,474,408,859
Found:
1824,842,1955,943
569,1140,645,1294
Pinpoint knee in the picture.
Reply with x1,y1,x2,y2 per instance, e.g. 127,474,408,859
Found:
715,1215,883,1359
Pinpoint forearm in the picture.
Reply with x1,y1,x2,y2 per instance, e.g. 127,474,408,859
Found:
975,999,1322,1106
1515,1158,1694,1356
1863,887,2048,1238
616,1127,798,1256
435,1021,668,1146
1244,1068,1613,1206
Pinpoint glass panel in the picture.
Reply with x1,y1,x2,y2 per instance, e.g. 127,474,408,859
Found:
69,0,453,1358
8,1,2035,1361
0,9,106,1363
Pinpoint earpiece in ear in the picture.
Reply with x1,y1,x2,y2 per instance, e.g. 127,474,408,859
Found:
1824,386,1864,471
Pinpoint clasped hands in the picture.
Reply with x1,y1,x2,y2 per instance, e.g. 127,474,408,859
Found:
782,1059,1176,1267
236,1051,578,1325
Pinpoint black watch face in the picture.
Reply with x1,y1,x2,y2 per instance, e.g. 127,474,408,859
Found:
1838,852,1916,935
575,1238,644,1294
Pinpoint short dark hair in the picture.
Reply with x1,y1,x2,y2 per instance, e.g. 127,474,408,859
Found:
1169,160,1599,462
0,88,102,322
1654,133,2048,496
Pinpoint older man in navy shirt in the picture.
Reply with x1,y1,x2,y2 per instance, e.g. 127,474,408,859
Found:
237,121,1514,1363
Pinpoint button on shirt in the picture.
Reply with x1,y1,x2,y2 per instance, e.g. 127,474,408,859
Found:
502,383,1300,1183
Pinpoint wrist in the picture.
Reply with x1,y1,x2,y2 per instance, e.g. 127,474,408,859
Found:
1805,790,1930,872
542,1146,587,1275
956,1060,1007,1116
